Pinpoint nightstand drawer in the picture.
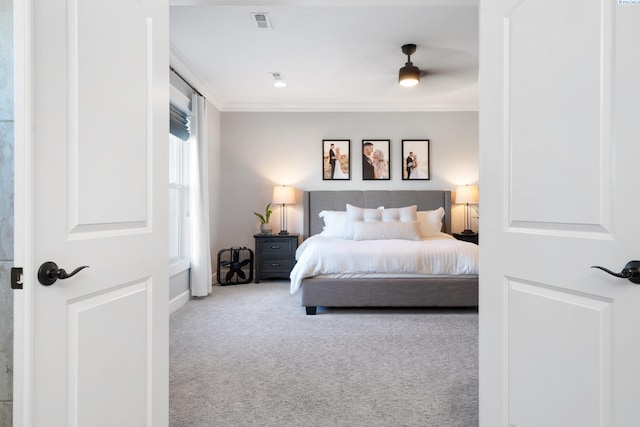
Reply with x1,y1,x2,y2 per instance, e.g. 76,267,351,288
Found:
259,239,294,256
260,258,293,272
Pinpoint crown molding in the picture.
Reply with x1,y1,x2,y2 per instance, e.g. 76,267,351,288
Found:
220,102,478,112
171,0,478,6
169,45,226,111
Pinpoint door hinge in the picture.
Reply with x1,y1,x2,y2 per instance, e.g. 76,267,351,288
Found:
11,267,23,290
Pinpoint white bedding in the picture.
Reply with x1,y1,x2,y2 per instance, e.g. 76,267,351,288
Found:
289,233,479,294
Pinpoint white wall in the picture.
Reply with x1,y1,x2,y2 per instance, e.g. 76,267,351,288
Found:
217,111,478,252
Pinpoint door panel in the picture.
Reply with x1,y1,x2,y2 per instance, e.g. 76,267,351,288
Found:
71,281,148,427
508,280,613,426
507,0,612,231
480,0,640,426
73,0,150,228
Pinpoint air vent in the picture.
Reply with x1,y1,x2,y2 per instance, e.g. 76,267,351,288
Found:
251,13,273,30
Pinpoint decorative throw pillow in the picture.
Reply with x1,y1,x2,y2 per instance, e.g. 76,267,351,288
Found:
318,210,347,238
352,221,422,241
416,207,445,237
345,204,383,239
381,205,417,222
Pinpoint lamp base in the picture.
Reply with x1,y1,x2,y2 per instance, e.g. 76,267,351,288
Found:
278,230,289,235
460,229,476,235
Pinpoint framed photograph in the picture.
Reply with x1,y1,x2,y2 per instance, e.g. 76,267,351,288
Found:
362,139,390,180
323,140,350,180
402,139,430,180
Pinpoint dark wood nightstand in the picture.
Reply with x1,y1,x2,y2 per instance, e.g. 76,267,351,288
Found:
453,233,479,245
253,234,299,283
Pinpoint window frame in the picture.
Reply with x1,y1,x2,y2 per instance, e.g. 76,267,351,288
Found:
169,133,191,267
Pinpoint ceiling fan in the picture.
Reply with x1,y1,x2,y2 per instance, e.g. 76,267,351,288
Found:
398,44,420,87
398,44,471,88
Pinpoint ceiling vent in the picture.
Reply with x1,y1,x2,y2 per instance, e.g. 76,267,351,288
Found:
251,13,273,30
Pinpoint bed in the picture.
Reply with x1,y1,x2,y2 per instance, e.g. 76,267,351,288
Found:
292,190,479,315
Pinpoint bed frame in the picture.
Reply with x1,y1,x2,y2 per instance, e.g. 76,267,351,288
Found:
300,190,478,314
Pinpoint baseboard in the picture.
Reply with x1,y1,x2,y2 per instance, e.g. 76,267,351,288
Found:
169,290,190,314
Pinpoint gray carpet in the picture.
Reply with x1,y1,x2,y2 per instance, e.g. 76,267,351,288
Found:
170,281,478,427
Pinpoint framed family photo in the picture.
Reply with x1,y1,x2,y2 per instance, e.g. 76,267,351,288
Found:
362,139,390,180
402,139,430,180
323,139,350,180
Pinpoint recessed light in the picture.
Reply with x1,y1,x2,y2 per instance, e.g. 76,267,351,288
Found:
271,72,287,88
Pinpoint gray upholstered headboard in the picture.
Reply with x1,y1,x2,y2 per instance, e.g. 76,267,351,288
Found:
303,190,452,238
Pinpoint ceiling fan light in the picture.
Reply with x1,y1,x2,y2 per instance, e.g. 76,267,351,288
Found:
399,63,420,87
273,81,287,88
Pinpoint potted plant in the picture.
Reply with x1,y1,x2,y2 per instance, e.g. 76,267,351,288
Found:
254,203,273,234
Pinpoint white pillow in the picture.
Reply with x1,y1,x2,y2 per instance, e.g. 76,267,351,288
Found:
381,205,417,222
346,203,383,221
352,221,422,241
416,207,445,237
318,210,347,238
345,204,383,239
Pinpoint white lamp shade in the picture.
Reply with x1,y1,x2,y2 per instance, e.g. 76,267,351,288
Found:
455,185,479,204
272,186,296,205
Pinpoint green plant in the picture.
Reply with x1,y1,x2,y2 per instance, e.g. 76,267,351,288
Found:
253,203,273,224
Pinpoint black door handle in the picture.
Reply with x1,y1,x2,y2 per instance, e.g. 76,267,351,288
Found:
591,261,640,284
38,261,89,286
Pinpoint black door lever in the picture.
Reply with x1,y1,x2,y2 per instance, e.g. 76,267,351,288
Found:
591,261,640,284
38,261,89,286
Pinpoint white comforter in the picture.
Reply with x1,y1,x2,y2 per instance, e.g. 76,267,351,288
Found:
289,233,479,294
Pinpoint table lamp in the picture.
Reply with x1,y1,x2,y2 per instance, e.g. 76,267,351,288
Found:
455,185,479,235
272,185,296,235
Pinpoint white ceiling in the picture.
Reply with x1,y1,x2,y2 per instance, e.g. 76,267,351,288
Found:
169,1,479,112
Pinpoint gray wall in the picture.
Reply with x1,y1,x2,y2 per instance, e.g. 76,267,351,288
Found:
0,0,13,423
208,100,222,277
218,111,478,252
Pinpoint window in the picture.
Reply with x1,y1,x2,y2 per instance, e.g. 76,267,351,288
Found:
169,78,193,266
169,133,190,263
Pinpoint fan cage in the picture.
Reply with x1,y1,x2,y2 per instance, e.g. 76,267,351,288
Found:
217,247,254,285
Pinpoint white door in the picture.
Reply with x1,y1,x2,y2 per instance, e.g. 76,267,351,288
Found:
480,1,640,426
13,1,169,426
